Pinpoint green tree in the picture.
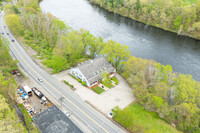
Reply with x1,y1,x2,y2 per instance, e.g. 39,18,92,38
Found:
173,15,182,30
5,14,23,35
101,40,130,70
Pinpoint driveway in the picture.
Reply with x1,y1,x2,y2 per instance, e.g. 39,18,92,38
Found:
53,69,135,114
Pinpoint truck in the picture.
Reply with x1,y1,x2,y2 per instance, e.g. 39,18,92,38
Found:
23,85,32,96
32,87,44,98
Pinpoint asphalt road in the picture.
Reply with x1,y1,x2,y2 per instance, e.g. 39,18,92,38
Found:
0,11,125,133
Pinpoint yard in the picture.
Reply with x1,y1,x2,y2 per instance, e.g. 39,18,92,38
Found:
111,76,118,85
91,86,105,94
102,78,114,88
113,103,181,133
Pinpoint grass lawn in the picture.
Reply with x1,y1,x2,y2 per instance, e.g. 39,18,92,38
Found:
111,76,118,85
114,103,181,133
102,79,114,88
92,86,105,94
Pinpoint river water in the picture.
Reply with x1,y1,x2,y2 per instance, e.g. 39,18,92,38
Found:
40,0,200,81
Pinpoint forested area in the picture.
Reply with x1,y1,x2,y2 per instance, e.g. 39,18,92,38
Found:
4,0,130,73
90,0,200,39
117,56,200,132
4,0,200,132
0,36,27,132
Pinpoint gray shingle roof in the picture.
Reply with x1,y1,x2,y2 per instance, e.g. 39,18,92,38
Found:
76,57,115,84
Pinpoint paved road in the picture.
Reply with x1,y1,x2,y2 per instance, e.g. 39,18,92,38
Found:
0,11,125,133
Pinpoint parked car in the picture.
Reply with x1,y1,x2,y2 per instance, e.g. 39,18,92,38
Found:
2,32,4,34
32,87,44,98
38,78,43,82
7,33,9,35
107,112,113,118
11,39,15,42
63,111,70,117
4,26,6,28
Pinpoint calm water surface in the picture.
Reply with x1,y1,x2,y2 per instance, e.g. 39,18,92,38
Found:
40,0,200,81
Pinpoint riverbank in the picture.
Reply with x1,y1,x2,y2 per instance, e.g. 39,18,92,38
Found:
89,0,200,40
40,0,200,81
5,0,200,132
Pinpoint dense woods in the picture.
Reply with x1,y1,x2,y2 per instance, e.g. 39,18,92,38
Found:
5,0,130,73
0,36,27,132
4,0,200,132
90,0,200,39
119,56,200,132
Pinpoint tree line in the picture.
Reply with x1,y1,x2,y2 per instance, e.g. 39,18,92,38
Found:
90,0,200,40
4,0,200,132
122,56,200,132
0,36,27,132
5,0,130,73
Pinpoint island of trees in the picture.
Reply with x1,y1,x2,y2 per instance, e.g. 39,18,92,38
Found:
3,0,200,132
90,0,200,40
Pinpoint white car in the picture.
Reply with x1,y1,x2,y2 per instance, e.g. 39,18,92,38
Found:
38,78,43,82
63,111,70,117
107,112,113,118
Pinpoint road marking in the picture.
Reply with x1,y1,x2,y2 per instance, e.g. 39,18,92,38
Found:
1,12,109,133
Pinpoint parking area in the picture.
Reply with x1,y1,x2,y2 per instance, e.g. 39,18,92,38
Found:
53,69,135,115
13,73,52,116
17,87,50,115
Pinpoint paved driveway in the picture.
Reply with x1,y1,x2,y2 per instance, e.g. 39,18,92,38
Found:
53,69,135,114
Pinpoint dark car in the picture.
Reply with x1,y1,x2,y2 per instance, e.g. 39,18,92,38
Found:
7,33,9,35
2,32,4,35
11,39,15,42
4,26,6,28
32,87,44,98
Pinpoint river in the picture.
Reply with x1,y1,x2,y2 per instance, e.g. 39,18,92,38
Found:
40,0,200,81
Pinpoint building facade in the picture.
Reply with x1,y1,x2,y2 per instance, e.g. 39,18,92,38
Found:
70,57,116,87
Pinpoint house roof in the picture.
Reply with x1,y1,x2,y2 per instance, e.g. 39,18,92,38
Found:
75,57,115,84
33,105,82,133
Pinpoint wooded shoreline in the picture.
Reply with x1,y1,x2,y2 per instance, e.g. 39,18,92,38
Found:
89,0,200,40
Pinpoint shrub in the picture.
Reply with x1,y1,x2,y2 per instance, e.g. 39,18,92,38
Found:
81,81,87,87
64,80,74,88
70,84,74,88
78,79,81,83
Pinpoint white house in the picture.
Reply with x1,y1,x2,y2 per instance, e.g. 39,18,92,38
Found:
70,57,116,87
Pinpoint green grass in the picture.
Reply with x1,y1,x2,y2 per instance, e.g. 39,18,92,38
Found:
92,86,105,94
114,103,181,133
18,104,33,128
18,104,40,133
111,76,118,85
102,79,114,88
